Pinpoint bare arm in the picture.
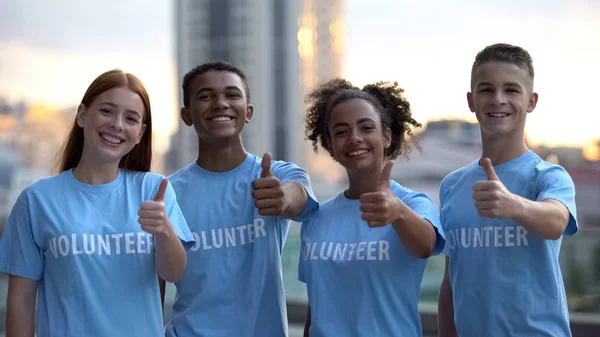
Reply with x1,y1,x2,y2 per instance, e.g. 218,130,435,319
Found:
155,223,187,283
391,203,437,258
303,304,311,337
159,278,166,317
281,182,308,219
512,198,570,240
6,275,37,337
437,257,458,337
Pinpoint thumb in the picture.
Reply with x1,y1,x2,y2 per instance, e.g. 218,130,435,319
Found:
482,158,499,181
153,178,168,201
260,152,272,178
378,161,394,189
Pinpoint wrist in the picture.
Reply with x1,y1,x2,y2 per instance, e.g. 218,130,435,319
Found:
156,220,176,240
510,194,526,219
391,197,407,227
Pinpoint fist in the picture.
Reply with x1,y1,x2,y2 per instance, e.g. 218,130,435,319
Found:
252,152,288,216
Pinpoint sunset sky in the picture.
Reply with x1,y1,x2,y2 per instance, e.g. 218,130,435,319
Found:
0,0,598,152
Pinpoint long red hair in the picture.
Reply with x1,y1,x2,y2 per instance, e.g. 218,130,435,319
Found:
55,69,153,173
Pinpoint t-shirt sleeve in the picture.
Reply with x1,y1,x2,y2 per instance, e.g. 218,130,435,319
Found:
271,161,319,222
0,194,44,280
403,192,446,256
163,180,196,250
535,165,578,236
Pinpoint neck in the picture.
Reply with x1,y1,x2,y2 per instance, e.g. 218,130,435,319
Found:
196,136,248,172
344,163,384,199
481,131,529,166
73,152,120,184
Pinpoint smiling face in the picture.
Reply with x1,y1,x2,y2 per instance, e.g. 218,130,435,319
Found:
327,98,391,173
76,86,146,165
181,70,254,143
468,61,538,140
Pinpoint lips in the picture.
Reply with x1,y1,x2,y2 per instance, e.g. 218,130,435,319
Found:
347,149,370,157
487,112,511,118
207,116,234,122
99,132,124,146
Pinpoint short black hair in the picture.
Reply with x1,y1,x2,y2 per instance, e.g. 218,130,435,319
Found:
471,43,535,89
305,78,421,160
182,60,251,107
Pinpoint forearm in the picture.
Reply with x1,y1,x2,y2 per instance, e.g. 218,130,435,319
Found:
155,223,187,282
6,276,36,337
282,182,308,219
303,305,311,337
512,197,569,240
6,304,35,337
391,204,436,258
438,258,458,337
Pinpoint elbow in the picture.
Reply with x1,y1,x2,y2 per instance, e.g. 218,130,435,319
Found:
160,269,184,283
542,224,566,241
414,244,434,259
159,261,187,283
542,215,570,240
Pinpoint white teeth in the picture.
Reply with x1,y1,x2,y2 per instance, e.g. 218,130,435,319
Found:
349,149,368,156
101,134,122,144
211,116,232,122
489,113,508,118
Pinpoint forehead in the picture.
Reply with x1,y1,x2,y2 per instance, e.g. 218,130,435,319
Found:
473,62,532,88
329,99,380,125
191,71,245,91
91,87,145,116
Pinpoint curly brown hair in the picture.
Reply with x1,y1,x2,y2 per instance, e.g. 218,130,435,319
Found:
305,78,421,160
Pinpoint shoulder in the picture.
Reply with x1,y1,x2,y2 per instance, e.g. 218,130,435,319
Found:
438,161,478,203
124,170,165,186
20,172,69,201
303,194,341,222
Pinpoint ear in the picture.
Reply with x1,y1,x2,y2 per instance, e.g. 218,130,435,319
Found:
136,124,147,144
76,104,87,128
466,92,475,112
383,127,392,149
527,92,539,113
245,104,254,123
181,107,193,126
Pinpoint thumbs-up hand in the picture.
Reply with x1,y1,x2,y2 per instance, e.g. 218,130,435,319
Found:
252,153,287,216
359,161,405,227
472,158,518,218
139,178,172,236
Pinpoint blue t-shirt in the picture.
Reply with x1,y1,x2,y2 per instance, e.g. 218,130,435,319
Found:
0,169,194,337
165,153,318,337
298,181,444,337
440,150,578,337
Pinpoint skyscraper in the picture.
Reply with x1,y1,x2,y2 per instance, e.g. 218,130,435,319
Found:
167,0,302,172
297,0,345,181
167,0,345,181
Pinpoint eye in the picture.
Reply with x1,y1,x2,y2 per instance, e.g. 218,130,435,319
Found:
227,92,242,98
334,130,347,136
478,88,493,93
126,116,139,123
507,88,520,93
100,108,112,114
198,94,212,100
361,125,375,132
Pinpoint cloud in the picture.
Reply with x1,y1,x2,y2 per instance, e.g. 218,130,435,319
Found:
0,0,172,54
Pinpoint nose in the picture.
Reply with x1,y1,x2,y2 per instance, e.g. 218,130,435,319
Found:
490,90,507,106
109,115,124,131
348,129,363,145
212,95,230,110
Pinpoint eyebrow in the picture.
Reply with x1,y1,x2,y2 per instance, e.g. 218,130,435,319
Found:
196,86,243,95
332,117,375,129
98,102,142,118
476,81,524,89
